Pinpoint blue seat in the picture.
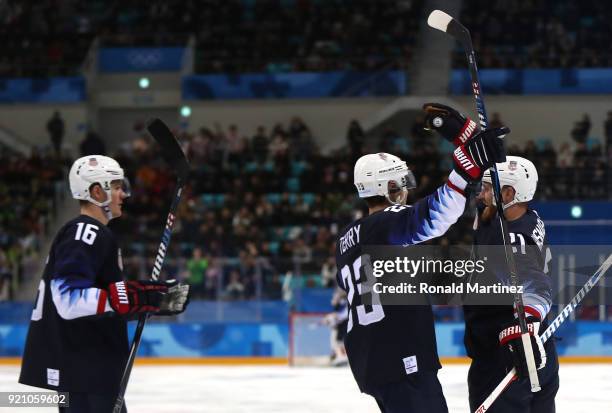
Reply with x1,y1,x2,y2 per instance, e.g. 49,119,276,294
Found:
244,161,258,172
291,161,307,176
286,177,300,192
586,137,602,150
266,193,281,204
214,194,225,206
302,193,315,206
200,193,215,206
268,241,280,254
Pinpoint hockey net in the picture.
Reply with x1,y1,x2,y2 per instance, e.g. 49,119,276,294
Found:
289,312,334,366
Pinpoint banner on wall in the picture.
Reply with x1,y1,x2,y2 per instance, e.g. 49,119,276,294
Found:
451,68,612,94
0,77,85,103
99,47,185,73
183,71,407,100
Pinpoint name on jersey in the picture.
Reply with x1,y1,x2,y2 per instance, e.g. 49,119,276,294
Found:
532,215,545,250
339,224,361,255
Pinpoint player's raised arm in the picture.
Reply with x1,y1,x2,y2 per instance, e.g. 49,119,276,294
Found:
374,105,508,245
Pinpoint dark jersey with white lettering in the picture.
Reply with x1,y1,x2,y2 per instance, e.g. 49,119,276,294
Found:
336,175,467,393
463,208,553,359
19,215,128,394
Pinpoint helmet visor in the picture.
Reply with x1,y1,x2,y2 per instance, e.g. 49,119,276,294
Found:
402,170,417,190
111,178,132,198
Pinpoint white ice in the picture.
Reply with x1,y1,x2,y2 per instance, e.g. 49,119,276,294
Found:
1,363,611,412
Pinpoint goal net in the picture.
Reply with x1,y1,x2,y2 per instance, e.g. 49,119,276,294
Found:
289,312,334,366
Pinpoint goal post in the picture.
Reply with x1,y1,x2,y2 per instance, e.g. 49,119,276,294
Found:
288,312,334,366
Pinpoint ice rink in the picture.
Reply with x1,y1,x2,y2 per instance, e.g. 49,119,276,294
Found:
1,363,611,412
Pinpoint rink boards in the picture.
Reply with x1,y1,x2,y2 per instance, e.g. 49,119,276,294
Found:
1,321,612,360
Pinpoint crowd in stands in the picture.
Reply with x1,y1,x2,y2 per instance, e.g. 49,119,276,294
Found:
101,114,612,308
0,147,64,301
193,0,423,73
5,1,612,78
456,0,612,68
2,0,423,77
488,112,610,200
2,111,612,323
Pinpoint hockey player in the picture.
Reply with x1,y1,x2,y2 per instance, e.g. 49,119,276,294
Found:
323,287,349,366
19,155,190,413
424,103,558,412
335,117,508,412
466,158,558,412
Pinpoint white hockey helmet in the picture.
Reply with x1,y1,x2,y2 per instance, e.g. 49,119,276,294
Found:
69,155,130,215
482,156,538,209
354,153,416,203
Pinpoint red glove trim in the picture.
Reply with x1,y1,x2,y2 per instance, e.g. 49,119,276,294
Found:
453,146,481,180
523,306,541,319
454,118,478,146
446,179,465,196
499,323,537,345
97,290,108,314
109,281,130,315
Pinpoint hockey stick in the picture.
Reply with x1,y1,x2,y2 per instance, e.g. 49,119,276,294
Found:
113,119,190,413
474,253,612,412
428,9,541,392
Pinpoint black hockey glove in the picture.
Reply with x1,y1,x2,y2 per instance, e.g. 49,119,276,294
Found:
452,127,508,182
106,280,189,316
498,316,547,378
423,103,479,146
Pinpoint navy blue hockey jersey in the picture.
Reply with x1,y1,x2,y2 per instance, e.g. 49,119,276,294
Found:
335,172,467,393
463,208,553,359
19,215,128,394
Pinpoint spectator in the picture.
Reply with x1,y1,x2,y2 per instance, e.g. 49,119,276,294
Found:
80,131,106,156
320,256,336,288
605,111,612,157
347,120,365,160
292,238,312,267
225,270,245,300
252,126,269,164
205,258,222,298
0,250,11,301
46,111,65,157
186,247,208,297
489,112,504,129
557,142,574,168
269,132,289,160
571,114,591,144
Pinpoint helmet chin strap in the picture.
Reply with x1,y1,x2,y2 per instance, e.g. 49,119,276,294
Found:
491,194,517,211
87,186,114,220
386,188,408,206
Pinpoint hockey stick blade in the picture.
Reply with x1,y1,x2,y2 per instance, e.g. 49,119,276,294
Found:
427,10,472,50
146,118,190,181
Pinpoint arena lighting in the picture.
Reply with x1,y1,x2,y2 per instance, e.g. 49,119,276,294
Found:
180,105,192,117
138,77,150,89
571,205,583,219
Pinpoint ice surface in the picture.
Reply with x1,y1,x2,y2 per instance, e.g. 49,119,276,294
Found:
1,363,610,412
